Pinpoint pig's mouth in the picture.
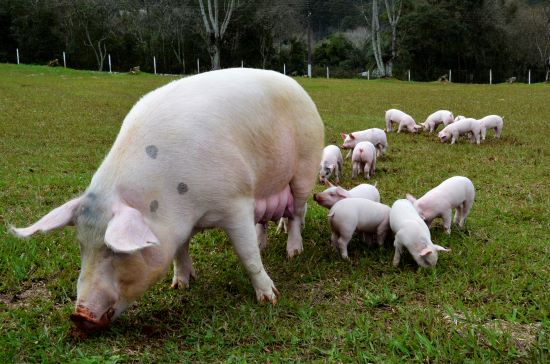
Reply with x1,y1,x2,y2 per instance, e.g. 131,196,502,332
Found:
70,304,115,332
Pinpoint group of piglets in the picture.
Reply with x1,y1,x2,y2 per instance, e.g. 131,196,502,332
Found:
319,128,388,183
313,176,475,267
384,108,504,145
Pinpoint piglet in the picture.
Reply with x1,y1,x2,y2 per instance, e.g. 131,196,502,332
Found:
328,198,391,259
389,199,450,268
313,182,380,209
351,141,376,179
341,128,388,157
478,115,504,140
319,145,343,184
420,110,454,133
438,118,481,144
385,109,422,133
406,176,475,234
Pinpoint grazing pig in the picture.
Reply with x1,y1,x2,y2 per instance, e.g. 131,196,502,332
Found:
478,115,504,140
406,176,475,234
319,145,343,184
341,128,388,157
10,68,324,331
351,141,376,179
313,182,380,209
385,109,422,133
438,118,481,144
389,199,450,268
420,110,455,133
328,198,391,259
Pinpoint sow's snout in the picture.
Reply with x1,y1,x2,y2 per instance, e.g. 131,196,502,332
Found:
70,304,115,332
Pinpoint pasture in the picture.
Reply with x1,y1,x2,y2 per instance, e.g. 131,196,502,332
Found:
1,64,548,362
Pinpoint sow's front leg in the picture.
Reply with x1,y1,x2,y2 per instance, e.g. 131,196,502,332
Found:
171,229,199,289
224,200,279,303
286,158,319,258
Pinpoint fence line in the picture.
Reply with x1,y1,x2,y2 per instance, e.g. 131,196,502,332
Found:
10,49,547,84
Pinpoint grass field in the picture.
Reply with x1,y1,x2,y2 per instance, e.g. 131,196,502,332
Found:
1,64,548,363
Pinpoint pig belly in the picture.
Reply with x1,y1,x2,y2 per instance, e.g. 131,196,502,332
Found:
254,185,295,224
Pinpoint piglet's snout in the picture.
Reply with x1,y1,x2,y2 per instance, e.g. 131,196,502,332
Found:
70,304,114,332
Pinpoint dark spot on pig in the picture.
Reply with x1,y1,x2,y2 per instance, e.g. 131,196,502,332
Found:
86,192,97,201
146,145,158,159
150,200,159,213
177,182,188,195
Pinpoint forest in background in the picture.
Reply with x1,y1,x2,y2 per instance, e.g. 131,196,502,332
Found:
0,0,549,82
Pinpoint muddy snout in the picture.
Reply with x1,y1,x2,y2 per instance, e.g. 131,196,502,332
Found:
313,193,319,202
70,304,114,332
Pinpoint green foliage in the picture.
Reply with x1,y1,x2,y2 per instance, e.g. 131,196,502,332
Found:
1,65,549,362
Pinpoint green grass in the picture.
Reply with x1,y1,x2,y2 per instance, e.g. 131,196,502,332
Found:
1,64,549,363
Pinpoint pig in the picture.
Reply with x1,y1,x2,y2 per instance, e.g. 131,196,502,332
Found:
438,118,481,144
385,109,422,133
454,115,466,122
420,110,455,133
341,128,388,157
313,182,380,209
478,115,504,140
406,176,475,234
351,141,376,179
319,145,343,184
328,198,391,259
389,199,450,268
9,68,324,331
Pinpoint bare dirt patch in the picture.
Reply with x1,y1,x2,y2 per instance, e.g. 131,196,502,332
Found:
0,281,51,310
442,311,542,353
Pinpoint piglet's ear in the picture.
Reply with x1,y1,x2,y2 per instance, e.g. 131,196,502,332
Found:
349,133,356,140
105,203,159,253
406,193,417,203
336,188,348,198
10,197,83,238
340,133,347,140
433,244,450,252
419,247,433,256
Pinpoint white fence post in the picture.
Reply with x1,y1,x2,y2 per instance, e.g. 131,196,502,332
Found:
241,60,244,68
283,63,286,75
367,70,370,80
326,66,329,79
197,58,200,73
528,69,531,84
63,51,66,68
408,69,411,82
108,54,112,73
449,69,452,82
153,56,157,74
308,64,312,78
16,48,20,64
489,69,492,84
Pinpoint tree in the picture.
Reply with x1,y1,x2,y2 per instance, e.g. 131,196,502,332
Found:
383,0,402,77
359,0,385,77
198,0,238,70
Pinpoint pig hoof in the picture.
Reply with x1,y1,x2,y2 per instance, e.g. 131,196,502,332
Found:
257,286,280,305
287,247,302,259
171,270,197,289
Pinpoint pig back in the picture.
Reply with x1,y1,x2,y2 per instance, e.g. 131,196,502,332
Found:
90,69,324,220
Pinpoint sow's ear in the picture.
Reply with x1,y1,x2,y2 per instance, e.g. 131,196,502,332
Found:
105,202,159,253
10,197,83,238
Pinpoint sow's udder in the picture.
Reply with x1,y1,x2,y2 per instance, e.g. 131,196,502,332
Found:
254,185,294,223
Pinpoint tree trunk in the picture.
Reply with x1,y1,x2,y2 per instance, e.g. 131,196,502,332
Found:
384,0,402,78
372,0,385,77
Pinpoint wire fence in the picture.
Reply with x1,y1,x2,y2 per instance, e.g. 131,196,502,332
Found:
9,48,550,84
